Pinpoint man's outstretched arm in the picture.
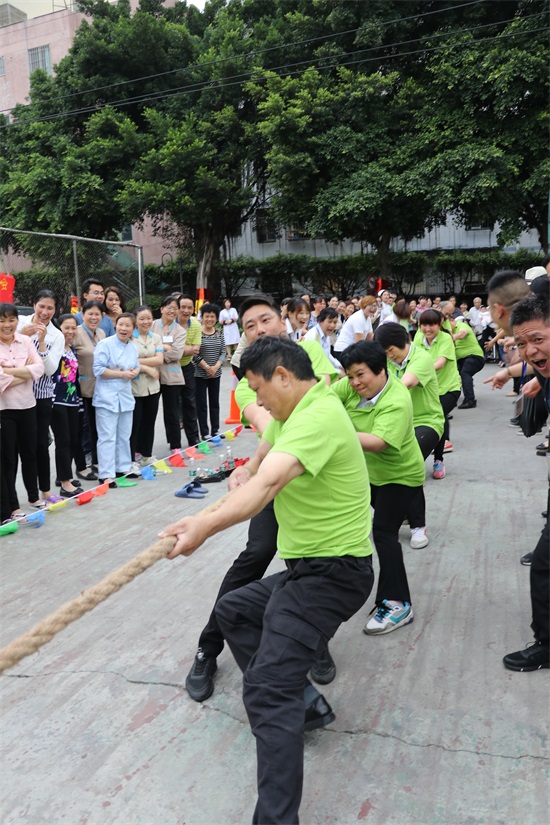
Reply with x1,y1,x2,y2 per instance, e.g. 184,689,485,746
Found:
159,450,304,559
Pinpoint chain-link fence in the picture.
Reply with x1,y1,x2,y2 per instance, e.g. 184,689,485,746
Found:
0,227,144,312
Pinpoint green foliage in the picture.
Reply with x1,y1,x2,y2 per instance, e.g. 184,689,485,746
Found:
0,0,547,302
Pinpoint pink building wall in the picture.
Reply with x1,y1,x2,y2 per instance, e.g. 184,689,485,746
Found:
0,8,86,112
0,1,178,265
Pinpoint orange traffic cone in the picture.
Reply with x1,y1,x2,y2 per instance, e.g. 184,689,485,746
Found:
225,371,241,424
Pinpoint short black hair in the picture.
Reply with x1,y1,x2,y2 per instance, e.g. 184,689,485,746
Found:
339,340,388,376
200,302,220,319
81,278,104,296
238,294,280,321
178,294,195,305
530,275,550,299
33,289,57,306
419,309,444,327
81,300,104,314
286,297,309,315
511,294,549,329
317,307,338,322
374,321,410,349
241,336,315,381
0,302,18,319
58,313,77,325
161,295,180,308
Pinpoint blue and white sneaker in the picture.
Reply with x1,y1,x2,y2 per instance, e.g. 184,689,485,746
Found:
363,600,414,635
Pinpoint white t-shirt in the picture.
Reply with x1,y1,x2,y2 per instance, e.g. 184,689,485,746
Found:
379,302,393,321
334,312,372,352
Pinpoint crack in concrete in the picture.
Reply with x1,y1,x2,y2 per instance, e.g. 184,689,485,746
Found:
325,726,550,762
6,669,548,762
5,667,186,691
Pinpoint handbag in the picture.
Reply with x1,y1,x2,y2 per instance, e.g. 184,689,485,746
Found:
515,364,549,438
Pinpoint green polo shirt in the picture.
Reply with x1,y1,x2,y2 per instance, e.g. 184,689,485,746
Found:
413,330,461,395
179,317,202,367
454,322,484,360
263,380,372,559
387,345,445,438
235,338,338,426
332,373,426,488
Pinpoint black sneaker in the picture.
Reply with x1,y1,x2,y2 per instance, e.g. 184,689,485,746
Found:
185,648,218,702
503,641,550,672
520,552,533,566
310,646,336,685
509,417,520,427
458,399,476,409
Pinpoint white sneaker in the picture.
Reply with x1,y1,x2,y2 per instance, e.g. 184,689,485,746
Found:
410,527,429,549
139,456,158,467
363,600,414,635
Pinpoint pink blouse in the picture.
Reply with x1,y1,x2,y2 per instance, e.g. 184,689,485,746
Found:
0,333,45,410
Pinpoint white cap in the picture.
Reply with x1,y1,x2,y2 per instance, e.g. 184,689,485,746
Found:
525,266,547,283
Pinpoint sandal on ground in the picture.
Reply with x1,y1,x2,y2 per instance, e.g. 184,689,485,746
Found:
175,483,205,499
190,478,209,494
28,500,47,510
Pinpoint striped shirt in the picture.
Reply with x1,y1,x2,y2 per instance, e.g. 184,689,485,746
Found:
194,330,224,379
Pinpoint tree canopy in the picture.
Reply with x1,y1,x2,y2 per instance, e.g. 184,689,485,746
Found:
0,0,547,290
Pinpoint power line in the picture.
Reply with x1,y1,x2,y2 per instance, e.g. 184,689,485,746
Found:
1,0,487,110
1,22,546,130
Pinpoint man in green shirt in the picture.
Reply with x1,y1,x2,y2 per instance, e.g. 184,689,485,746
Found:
161,336,374,825
185,296,339,704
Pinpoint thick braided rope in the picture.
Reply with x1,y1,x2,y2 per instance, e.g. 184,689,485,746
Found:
0,536,176,674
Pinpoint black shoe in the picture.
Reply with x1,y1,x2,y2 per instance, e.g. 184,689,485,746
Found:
310,646,336,685
185,648,218,702
520,552,533,566
458,399,476,409
116,471,140,479
503,641,550,672
304,693,336,731
59,486,84,498
509,417,520,427
542,510,548,519
76,469,98,481
98,478,118,489
56,478,79,486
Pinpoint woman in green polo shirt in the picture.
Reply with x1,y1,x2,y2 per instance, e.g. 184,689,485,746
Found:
334,340,425,636
413,309,461,479
449,315,485,409
374,322,445,549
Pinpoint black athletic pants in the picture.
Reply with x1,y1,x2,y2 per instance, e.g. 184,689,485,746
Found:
216,556,374,825
51,404,87,481
457,355,484,402
434,391,460,461
408,425,440,529
371,482,417,605
0,407,39,513
131,392,160,459
180,362,200,447
531,487,550,647
198,501,279,658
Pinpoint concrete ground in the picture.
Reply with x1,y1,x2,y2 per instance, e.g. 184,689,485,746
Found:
0,363,548,825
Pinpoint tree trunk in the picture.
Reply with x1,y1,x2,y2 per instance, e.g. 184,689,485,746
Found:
194,225,222,294
375,234,392,279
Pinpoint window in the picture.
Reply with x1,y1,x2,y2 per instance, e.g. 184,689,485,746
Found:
0,57,5,77
120,224,133,242
254,208,278,244
28,46,51,76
